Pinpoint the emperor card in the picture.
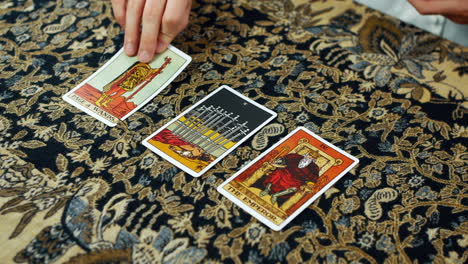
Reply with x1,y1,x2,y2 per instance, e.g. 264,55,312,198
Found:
217,127,359,231
142,85,277,177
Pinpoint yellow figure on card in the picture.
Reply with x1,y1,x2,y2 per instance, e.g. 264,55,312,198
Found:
95,57,171,107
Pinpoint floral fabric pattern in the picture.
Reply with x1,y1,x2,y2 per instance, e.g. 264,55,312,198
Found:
0,0,467,263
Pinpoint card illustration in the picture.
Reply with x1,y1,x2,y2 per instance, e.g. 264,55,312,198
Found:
217,127,359,230
142,85,277,177
63,45,191,126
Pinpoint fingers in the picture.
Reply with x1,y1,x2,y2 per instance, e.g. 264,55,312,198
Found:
138,0,166,62
156,0,191,53
124,0,145,57
116,0,191,61
111,0,127,27
408,0,468,15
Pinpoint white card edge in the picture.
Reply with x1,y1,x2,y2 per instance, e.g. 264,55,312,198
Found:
62,94,117,127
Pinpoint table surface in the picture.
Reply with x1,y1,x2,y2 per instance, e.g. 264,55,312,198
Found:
0,0,467,263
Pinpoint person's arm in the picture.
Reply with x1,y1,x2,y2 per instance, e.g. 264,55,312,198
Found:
111,0,192,63
408,0,468,24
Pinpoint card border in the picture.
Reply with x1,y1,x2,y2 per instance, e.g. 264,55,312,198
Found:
142,85,277,177
62,45,192,127
217,126,359,231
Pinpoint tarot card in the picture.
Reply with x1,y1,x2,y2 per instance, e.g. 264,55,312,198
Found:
217,127,359,231
142,85,277,177
62,45,191,126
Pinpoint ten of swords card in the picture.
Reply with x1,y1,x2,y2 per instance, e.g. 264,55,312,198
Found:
62,45,191,126
142,85,277,177
217,127,359,231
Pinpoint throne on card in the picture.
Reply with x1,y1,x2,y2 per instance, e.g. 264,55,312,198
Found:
241,138,343,212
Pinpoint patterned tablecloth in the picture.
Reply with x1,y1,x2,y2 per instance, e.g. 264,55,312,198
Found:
0,0,467,263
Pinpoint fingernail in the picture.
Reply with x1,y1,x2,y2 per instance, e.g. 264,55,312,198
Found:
156,42,166,53
139,51,151,62
125,43,135,55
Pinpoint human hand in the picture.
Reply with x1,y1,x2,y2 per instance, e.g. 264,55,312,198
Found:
111,0,191,63
408,0,468,24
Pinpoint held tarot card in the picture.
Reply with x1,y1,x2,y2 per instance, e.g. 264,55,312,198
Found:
217,127,359,231
63,45,191,126
142,85,277,177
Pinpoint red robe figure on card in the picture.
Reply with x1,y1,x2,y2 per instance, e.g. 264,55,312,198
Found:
260,151,320,205
95,57,171,108
152,129,213,162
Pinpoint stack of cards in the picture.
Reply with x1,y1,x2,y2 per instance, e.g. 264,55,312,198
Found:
63,46,358,230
